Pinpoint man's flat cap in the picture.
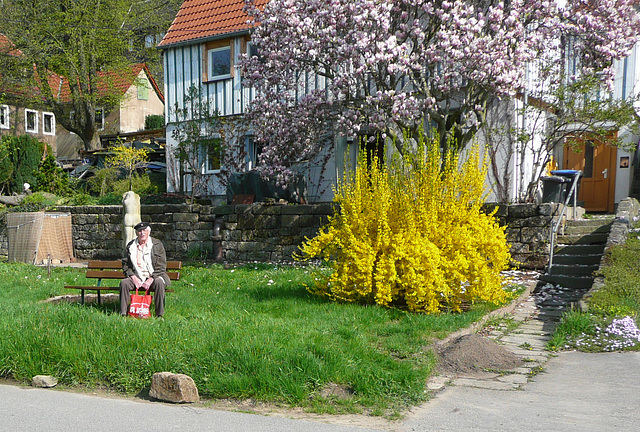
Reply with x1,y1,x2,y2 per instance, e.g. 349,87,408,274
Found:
134,222,150,231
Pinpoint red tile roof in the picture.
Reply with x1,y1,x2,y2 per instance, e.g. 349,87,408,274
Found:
56,63,164,103
158,0,269,48
0,33,22,57
1,34,163,103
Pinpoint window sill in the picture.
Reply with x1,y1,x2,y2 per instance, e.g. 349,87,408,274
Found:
203,75,232,83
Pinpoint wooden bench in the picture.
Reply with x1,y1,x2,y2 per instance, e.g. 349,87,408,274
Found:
64,260,181,305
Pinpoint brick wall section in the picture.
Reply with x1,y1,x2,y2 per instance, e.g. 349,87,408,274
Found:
0,202,557,267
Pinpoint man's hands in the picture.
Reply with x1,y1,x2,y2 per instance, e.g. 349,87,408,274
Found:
131,275,153,290
141,277,153,290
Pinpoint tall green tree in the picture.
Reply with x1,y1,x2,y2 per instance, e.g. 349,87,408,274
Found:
0,0,176,152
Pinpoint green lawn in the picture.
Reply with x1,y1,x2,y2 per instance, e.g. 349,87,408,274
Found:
0,261,511,417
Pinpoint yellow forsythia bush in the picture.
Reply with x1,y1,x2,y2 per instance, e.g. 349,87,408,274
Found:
297,138,511,313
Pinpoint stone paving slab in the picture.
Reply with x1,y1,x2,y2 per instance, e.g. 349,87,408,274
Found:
450,378,517,391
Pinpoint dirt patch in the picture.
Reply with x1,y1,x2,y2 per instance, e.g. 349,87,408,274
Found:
42,293,119,304
436,334,523,374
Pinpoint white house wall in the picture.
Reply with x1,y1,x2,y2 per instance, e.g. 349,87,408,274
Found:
163,36,343,201
612,44,640,205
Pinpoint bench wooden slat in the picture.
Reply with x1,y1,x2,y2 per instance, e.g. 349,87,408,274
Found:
64,285,174,293
85,269,125,279
87,260,182,270
84,269,180,280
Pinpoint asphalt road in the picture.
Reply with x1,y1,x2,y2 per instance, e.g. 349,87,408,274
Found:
2,350,639,431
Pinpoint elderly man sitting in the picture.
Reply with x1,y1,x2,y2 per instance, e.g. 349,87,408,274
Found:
119,222,170,317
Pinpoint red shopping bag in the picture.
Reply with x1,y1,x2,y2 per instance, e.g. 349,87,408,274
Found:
128,288,152,319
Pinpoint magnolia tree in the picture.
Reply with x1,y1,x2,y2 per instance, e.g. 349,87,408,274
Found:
242,0,640,184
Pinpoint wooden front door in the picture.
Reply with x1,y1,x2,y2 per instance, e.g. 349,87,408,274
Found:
563,134,617,212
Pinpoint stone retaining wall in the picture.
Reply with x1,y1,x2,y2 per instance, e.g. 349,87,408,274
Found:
489,202,562,269
0,202,559,267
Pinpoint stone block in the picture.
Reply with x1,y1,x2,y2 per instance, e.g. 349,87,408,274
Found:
175,222,192,231
102,206,122,215
149,372,199,403
163,204,189,213
521,227,549,243
211,205,235,215
507,203,538,218
188,230,213,242
505,228,520,242
281,214,316,229
173,213,199,223
309,202,336,215
254,215,280,230
32,375,58,388
523,215,553,227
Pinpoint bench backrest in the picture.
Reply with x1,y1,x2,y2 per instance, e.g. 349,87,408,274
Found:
86,260,182,281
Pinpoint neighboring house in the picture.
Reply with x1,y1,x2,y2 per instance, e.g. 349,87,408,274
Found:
495,48,640,213
1,33,165,162
56,63,165,161
0,34,57,151
560,49,640,213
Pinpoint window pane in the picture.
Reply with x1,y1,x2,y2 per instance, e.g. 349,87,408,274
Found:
583,141,594,178
43,113,54,134
209,48,231,78
137,82,149,100
202,137,221,171
0,106,8,128
26,110,36,132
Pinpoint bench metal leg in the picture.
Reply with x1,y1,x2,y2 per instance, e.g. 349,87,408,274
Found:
97,290,101,304
81,289,85,305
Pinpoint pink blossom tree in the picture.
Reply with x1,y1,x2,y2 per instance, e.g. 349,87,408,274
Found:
242,0,640,182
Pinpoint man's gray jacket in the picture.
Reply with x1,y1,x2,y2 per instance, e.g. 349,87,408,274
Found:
122,237,171,286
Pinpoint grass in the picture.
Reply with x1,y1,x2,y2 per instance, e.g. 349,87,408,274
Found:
0,261,512,417
548,225,640,352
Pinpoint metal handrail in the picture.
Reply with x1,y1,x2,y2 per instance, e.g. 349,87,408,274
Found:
547,171,582,275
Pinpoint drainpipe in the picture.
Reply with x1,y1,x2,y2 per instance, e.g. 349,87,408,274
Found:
212,217,223,262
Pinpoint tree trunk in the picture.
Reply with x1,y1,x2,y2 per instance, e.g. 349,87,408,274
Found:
83,130,102,152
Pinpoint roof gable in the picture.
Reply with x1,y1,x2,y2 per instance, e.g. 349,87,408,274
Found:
158,0,268,48
57,63,164,103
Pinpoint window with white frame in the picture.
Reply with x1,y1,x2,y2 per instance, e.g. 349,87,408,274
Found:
95,108,104,131
207,46,231,80
42,112,55,135
0,105,9,129
202,136,222,173
25,109,38,133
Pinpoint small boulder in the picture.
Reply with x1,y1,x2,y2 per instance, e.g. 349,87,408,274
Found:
32,375,58,388
149,372,199,403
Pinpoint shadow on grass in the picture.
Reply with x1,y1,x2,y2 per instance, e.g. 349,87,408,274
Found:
244,282,322,303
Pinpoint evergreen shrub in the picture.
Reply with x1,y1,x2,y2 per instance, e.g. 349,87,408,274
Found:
297,137,511,313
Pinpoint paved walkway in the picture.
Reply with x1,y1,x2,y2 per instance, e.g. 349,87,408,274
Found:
4,276,640,431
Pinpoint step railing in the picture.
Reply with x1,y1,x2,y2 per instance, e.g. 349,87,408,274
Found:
547,171,582,275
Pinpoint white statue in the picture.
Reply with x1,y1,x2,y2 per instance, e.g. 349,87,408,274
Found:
122,191,141,252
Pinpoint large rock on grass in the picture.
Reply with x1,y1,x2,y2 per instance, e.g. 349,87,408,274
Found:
32,375,58,388
149,372,199,403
